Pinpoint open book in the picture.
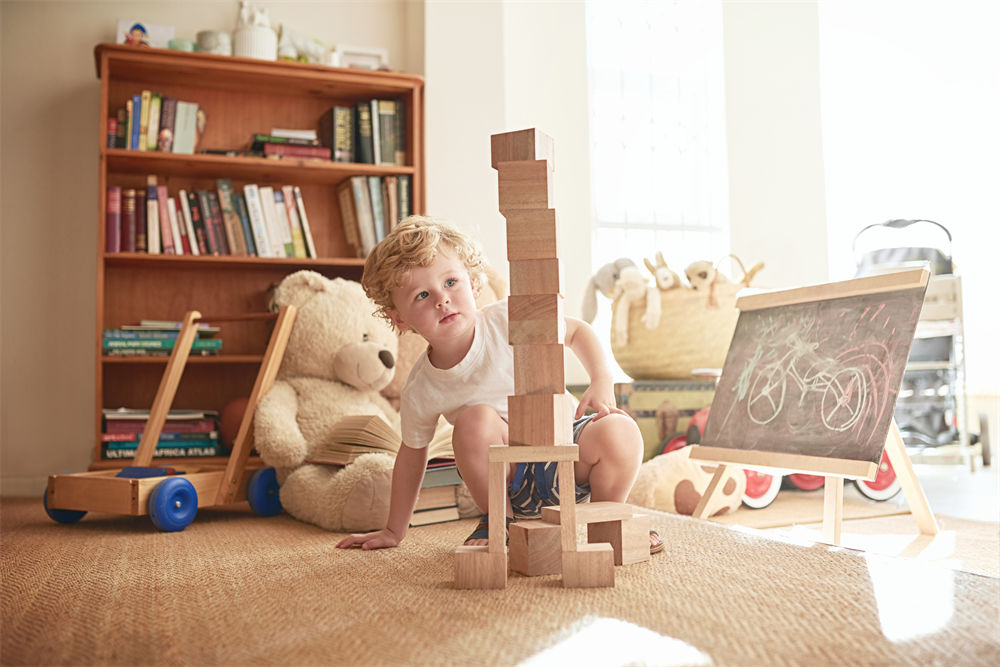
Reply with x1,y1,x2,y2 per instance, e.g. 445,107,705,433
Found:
308,414,455,466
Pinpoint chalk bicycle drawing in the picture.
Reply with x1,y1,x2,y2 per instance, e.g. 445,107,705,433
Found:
743,323,869,432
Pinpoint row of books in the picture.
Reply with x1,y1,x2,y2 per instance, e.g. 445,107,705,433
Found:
101,408,223,460
338,174,412,257
106,177,317,258
103,319,222,357
108,91,201,154
319,99,407,166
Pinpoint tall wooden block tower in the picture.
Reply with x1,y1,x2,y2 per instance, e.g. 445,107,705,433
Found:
455,129,632,589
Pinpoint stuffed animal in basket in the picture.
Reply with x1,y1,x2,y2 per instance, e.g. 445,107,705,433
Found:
627,447,745,517
254,270,401,531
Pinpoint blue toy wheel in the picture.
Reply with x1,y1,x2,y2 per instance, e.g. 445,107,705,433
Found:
247,467,282,517
43,488,86,524
148,477,198,532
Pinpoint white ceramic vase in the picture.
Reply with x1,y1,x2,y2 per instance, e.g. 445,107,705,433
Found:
233,26,278,61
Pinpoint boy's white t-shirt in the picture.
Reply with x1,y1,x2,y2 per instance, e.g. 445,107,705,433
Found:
399,300,514,449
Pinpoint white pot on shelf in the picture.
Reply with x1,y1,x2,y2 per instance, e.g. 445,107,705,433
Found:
233,26,278,60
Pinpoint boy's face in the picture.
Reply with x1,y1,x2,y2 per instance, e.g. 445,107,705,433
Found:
389,249,477,346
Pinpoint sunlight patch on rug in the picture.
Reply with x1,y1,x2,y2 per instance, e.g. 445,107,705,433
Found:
519,616,711,667
865,553,955,642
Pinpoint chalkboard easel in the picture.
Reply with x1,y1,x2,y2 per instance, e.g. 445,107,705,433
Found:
688,269,939,544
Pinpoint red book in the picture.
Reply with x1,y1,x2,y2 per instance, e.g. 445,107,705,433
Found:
104,417,218,434
262,143,332,160
106,186,122,253
174,198,192,254
156,185,175,254
122,188,137,252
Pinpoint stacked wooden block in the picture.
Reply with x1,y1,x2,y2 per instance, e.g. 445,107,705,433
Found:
454,129,648,590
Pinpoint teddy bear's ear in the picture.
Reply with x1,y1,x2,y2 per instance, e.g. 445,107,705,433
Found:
272,270,329,308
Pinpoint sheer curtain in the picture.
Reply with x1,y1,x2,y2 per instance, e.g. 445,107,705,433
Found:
584,0,729,377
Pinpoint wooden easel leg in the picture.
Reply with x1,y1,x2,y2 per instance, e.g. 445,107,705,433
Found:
823,477,844,545
884,420,939,536
692,464,728,519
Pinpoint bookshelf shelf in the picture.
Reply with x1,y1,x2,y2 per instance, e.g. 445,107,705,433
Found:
93,44,424,470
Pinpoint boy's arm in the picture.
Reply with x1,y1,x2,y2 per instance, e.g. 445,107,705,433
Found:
335,441,428,549
564,315,627,421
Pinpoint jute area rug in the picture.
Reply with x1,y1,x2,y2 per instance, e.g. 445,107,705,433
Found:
2,498,998,666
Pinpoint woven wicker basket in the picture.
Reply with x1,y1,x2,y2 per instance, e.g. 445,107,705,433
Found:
611,282,742,380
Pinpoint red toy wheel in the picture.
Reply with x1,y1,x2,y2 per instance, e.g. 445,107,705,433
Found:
662,434,688,455
742,470,782,509
855,450,900,501
786,473,825,491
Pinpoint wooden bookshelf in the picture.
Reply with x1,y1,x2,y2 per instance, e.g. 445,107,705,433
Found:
92,44,424,469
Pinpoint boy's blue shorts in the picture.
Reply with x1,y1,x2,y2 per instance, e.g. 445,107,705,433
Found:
508,415,593,519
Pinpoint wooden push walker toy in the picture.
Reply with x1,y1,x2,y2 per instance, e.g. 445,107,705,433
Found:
454,129,651,589
44,307,296,532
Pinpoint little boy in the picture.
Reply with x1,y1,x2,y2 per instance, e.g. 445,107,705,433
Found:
336,216,662,553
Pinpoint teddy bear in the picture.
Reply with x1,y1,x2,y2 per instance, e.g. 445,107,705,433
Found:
253,270,402,532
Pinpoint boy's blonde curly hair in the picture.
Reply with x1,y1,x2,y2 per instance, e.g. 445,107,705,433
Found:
362,215,488,326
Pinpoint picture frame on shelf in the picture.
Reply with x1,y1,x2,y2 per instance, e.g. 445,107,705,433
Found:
116,20,175,49
331,45,389,70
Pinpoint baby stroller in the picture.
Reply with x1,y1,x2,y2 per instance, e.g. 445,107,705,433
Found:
853,219,961,450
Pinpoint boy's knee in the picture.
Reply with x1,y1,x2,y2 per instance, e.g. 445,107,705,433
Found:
581,414,643,461
452,404,506,445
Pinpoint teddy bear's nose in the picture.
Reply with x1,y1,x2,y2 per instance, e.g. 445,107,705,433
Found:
379,350,395,369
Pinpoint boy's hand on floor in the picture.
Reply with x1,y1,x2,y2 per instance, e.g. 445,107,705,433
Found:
336,528,401,550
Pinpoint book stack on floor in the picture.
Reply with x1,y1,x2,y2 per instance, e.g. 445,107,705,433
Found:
108,89,201,154
101,408,223,460
105,176,317,258
306,414,461,526
103,320,222,357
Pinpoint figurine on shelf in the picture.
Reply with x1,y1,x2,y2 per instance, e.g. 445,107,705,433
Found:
233,0,278,60
123,23,151,48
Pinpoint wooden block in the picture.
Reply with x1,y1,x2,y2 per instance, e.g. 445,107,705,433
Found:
508,394,574,446
588,513,650,566
455,545,507,589
514,344,565,395
497,160,553,212
558,460,578,552
509,521,562,576
562,543,615,588
541,501,636,526
491,129,554,169
509,258,562,296
508,294,563,345
488,461,507,554
505,209,558,261
489,444,578,463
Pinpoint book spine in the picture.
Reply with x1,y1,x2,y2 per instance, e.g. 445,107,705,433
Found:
116,107,128,149
172,101,195,154
271,189,294,257
215,179,247,256
251,133,320,147
168,197,189,254
135,189,147,252
355,101,374,164
334,106,354,162
102,431,219,443
382,175,398,232
397,175,412,220
106,186,122,253
104,417,217,433
156,185,175,254
104,329,181,340
394,98,407,165
261,143,332,159
121,188,137,252
242,184,272,257
281,185,308,258
367,176,386,242
370,99,381,165
103,338,222,350
158,96,177,152
177,189,200,256
351,176,376,255
256,185,284,258
336,181,363,258
377,99,396,165
102,444,224,460
138,90,152,151
129,94,141,150
292,186,317,258
145,176,160,254
233,192,257,256
145,93,161,152
107,116,118,149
